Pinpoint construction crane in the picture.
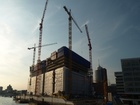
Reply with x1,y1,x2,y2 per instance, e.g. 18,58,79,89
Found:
28,43,57,67
85,24,93,96
85,24,93,76
38,0,48,63
28,44,36,67
32,0,49,95
63,6,82,50
63,6,82,96
28,42,57,95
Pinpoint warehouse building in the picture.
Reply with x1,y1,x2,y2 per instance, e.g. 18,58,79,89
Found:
27,46,92,97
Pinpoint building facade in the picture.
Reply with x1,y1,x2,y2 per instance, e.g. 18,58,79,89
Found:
121,58,140,94
114,72,124,94
115,57,140,105
27,46,91,97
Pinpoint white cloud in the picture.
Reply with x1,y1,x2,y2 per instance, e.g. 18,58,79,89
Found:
81,20,90,28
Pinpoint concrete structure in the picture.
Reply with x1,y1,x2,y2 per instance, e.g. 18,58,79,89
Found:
27,46,91,98
114,72,124,94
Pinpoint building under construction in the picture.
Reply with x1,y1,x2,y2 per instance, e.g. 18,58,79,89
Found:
27,46,92,97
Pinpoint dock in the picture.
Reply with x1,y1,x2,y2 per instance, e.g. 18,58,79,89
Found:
14,95,104,105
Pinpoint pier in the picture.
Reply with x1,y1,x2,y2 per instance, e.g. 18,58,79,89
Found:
14,95,103,105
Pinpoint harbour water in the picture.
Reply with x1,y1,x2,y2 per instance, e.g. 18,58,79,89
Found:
0,96,35,105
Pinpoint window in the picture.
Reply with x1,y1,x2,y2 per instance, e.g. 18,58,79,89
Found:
126,88,134,92
134,77,140,81
135,88,140,92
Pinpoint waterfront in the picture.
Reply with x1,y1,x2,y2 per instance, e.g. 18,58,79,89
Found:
0,96,35,105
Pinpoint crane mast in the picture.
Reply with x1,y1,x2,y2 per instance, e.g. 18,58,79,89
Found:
38,0,48,63
63,6,82,50
85,24,93,76
28,44,36,67
32,44,36,66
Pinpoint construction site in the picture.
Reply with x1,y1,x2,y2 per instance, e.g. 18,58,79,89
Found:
27,46,93,97
23,0,107,105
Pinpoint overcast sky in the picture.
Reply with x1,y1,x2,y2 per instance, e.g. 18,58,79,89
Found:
0,0,140,90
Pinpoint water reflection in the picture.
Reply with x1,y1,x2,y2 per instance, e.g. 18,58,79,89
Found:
0,96,35,105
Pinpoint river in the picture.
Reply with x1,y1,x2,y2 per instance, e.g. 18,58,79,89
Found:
0,96,35,105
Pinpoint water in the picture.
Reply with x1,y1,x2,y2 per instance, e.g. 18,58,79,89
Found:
0,97,35,105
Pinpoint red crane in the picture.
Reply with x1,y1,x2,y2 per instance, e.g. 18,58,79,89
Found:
85,24,93,76
38,0,49,63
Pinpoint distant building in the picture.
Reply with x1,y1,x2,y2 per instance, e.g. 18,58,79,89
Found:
6,84,13,92
114,72,124,94
95,65,107,83
0,86,3,93
94,65,108,99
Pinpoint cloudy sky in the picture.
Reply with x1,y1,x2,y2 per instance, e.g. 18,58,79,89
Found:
0,0,140,90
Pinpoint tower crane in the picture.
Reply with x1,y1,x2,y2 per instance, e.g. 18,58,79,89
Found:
28,42,57,68
38,0,48,63
31,0,49,95
63,6,82,96
63,6,82,50
28,42,57,95
85,24,93,76
28,44,36,67
85,24,93,96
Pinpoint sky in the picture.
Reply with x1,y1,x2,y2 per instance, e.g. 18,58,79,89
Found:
0,0,140,90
